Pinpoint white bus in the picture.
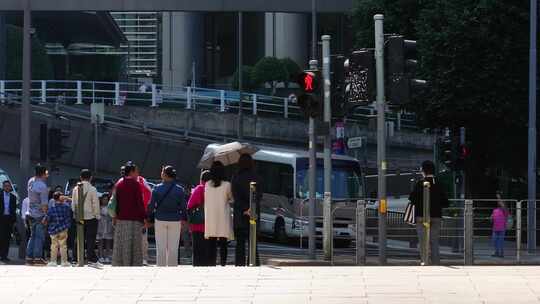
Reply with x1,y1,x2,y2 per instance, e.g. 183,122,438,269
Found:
203,144,364,247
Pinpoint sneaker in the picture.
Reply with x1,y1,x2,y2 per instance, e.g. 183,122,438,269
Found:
105,257,111,264
25,259,34,266
1,257,11,262
61,262,71,267
47,262,57,267
143,259,148,266
98,257,106,264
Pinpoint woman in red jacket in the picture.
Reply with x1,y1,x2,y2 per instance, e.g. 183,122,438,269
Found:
187,170,211,266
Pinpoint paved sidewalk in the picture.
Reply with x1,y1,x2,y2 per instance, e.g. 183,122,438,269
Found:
0,266,540,304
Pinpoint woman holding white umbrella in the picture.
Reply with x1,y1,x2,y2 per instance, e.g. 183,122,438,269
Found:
204,161,234,266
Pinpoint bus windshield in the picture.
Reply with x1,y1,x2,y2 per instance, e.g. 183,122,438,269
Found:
296,160,363,200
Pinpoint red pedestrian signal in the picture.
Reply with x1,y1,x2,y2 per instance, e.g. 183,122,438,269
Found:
303,73,314,92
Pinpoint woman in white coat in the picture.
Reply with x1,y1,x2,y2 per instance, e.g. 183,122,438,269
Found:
204,161,234,266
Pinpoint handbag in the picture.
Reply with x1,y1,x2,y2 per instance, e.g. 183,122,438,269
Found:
107,193,117,218
188,204,204,225
148,183,175,224
404,202,416,225
506,214,514,230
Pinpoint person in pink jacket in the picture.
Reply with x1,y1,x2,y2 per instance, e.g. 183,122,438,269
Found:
491,199,509,257
187,170,211,266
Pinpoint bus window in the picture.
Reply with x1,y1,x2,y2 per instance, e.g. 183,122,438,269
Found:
296,161,363,200
255,160,294,198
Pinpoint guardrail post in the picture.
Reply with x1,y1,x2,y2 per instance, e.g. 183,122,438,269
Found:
356,200,366,265
284,97,289,118
40,80,46,104
464,199,474,265
186,87,192,109
249,182,258,266
421,182,431,266
76,81,83,105
517,200,522,264
1,80,5,103
220,90,225,112
114,82,120,106
252,94,257,115
151,84,157,107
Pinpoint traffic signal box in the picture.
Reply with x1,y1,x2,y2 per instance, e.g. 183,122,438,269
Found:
296,70,322,118
386,35,427,105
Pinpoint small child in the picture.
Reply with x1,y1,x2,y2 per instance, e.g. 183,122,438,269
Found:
45,192,72,266
491,199,509,258
97,193,113,263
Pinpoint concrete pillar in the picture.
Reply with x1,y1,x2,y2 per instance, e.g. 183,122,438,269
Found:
162,12,204,88
0,14,6,80
265,13,308,68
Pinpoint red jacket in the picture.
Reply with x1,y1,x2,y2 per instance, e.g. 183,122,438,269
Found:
115,177,145,222
187,183,205,233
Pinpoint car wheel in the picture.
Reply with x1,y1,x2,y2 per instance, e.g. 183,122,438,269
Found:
273,218,288,244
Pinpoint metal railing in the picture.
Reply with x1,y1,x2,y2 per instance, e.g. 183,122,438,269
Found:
0,79,418,129
328,198,540,266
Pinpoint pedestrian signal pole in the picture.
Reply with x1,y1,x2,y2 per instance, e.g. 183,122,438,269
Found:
322,35,332,261
374,14,387,264
307,59,318,260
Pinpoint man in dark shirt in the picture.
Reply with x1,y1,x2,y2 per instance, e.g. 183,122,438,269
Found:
231,154,262,266
0,181,17,263
409,160,449,265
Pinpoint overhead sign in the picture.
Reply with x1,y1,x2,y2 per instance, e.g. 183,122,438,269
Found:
347,137,364,149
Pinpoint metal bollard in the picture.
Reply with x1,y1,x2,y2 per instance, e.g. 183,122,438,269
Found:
517,201,522,264
421,182,431,266
323,192,332,261
464,199,474,265
356,200,366,265
249,182,258,267
76,182,85,267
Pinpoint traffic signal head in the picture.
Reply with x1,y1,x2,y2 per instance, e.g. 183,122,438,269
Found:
386,35,427,105
296,70,322,118
344,49,375,104
297,71,320,94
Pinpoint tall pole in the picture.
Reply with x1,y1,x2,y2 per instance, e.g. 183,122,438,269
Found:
311,0,317,60
308,59,318,260
322,35,332,261
20,0,31,198
528,0,537,253
374,14,387,265
237,12,244,140
94,117,98,174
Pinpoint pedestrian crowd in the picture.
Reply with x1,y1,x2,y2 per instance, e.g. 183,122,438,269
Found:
0,154,261,267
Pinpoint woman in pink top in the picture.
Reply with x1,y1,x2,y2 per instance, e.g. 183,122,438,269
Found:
491,199,509,257
187,170,211,266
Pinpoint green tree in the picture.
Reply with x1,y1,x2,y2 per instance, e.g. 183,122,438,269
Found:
5,25,54,80
352,0,531,174
231,65,258,91
253,56,288,95
280,57,301,88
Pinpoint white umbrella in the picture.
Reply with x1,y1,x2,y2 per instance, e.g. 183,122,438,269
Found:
198,142,259,169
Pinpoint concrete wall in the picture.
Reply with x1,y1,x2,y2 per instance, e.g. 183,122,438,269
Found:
0,107,206,184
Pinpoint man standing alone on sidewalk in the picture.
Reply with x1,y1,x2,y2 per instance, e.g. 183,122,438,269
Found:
409,160,449,265
0,180,17,263
71,169,100,265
